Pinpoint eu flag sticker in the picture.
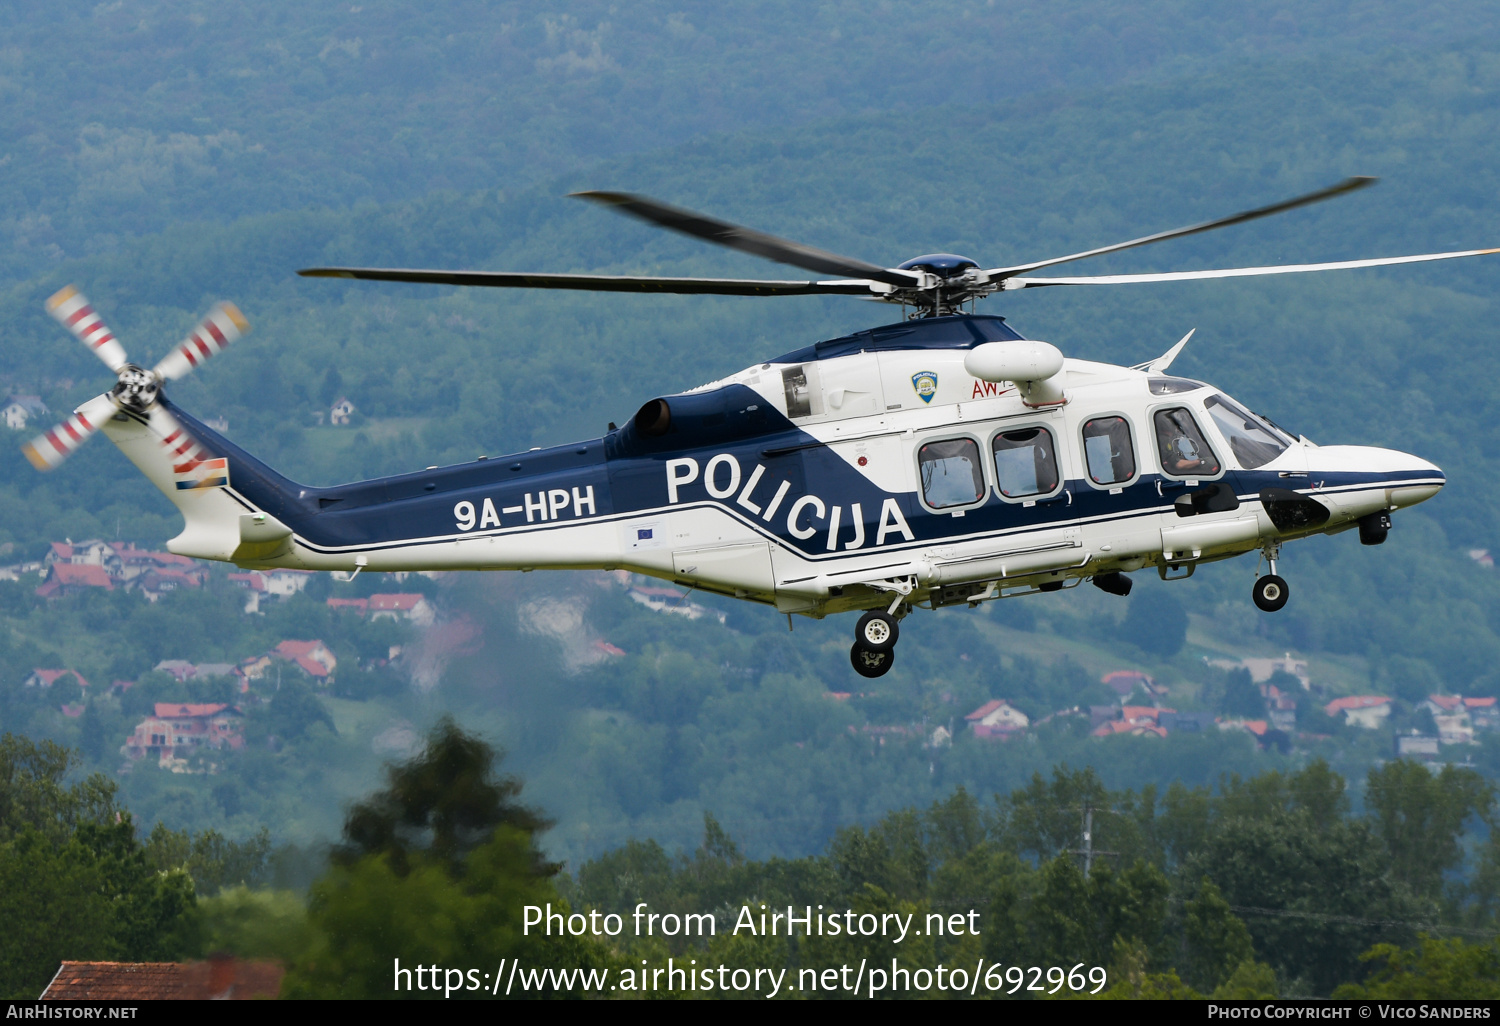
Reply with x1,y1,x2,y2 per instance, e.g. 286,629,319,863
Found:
911,371,938,404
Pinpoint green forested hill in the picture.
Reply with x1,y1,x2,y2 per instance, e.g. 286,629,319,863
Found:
6,16,1500,867
2,1,1497,285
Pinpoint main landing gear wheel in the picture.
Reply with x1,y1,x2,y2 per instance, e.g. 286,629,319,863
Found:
851,642,895,678
856,610,899,651
1253,574,1289,612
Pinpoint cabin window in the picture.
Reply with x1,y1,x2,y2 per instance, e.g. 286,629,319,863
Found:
919,437,985,508
1203,394,1290,469
1153,407,1221,478
992,427,1059,498
1082,416,1136,486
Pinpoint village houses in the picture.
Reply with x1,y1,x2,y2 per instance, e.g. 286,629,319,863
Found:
30,540,207,600
1092,705,1172,738
1422,695,1500,745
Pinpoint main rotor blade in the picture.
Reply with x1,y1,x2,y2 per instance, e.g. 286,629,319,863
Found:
46,286,130,373
21,393,115,471
571,191,918,289
1003,246,1500,289
990,176,1378,279
296,267,878,296
153,302,250,381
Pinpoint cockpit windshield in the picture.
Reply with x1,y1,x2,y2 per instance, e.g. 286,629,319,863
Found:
1203,394,1291,469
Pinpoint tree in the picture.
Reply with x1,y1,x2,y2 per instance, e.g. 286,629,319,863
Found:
1218,669,1265,719
145,824,273,896
79,701,106,763
1212,960,1279,999
334,716,551,877
1333,936,1500,999
255,680,335,743
0,818,196,998
0,733,118,843
1188,806,1416,995
290,718,609,998
1120,587,1188,658
1365,761,1492,902
1181,877,1254,992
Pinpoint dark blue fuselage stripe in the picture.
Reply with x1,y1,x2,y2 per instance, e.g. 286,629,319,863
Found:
160,395,1440,562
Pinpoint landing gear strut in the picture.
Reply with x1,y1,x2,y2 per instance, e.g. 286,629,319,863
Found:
850,579,915,677
850,607,903,678
1253,544,1289,612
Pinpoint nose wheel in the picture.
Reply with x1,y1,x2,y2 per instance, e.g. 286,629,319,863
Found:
1253,574,1289,612
850,609,900,678
1252,544,1289,612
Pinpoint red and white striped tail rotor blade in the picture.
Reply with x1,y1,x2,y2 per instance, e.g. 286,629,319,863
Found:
154,302,250,381
21,394,116,471
46,286,130,373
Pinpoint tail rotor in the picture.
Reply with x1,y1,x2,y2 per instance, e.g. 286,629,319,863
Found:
22,286,249,472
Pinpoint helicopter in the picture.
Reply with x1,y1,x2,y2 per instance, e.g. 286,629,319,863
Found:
24,177,1492,677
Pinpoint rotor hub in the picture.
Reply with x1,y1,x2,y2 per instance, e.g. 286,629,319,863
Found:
896,253,979,277
110,364,160,413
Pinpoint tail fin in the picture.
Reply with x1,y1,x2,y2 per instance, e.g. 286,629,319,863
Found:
100,398,312,565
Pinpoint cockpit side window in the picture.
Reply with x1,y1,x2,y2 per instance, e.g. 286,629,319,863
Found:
1153,407,1221,478
781,364,823,419
1149,377,1206,395
1082,416,1136,486
1203,394,1290,470
992,427,1060,498
919,437,985,509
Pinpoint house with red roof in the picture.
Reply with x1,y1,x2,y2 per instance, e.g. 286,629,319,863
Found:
36,562,114,598
40,957,283,1000
1090,704,1177,738
965,699,1029,738
1422,694,1499,744
1324,695,1392,730
1101,670,1158,698
228,571,265,593
1262,682,1298,731
135,568,202,602
273,639,337,681
24,668,90,690
1091,719,1167,739
1218,718,1269,737
123,703,243,768
368,593,436,625
1467,696,1499,730
263,569,314,596
45,539,117,572
110,544,195,582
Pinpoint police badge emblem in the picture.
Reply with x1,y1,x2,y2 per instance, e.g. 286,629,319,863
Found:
911,371,938,404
